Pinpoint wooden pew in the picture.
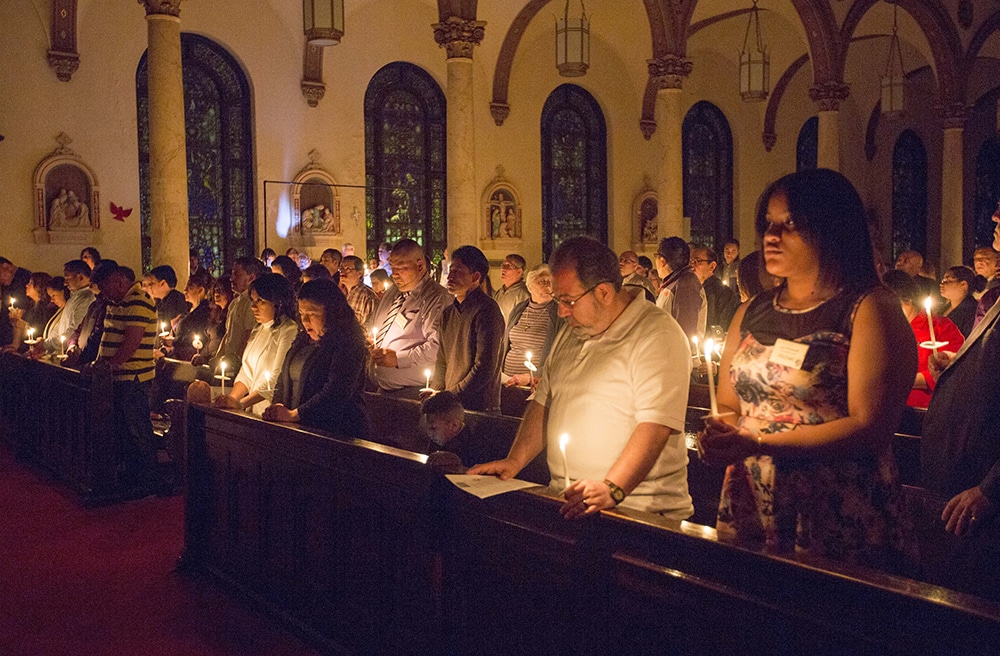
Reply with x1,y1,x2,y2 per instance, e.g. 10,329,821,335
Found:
0,352,119,503
182,405,1000,655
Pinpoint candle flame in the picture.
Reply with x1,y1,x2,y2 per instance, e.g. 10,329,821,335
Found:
525,351,532,362
559,433,569,451
703,338,715,357
923,297,933,312
424,368,431,378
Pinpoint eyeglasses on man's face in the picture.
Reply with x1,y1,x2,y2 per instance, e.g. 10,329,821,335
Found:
691,258,711,265
500,262,522,271
554,281,610,309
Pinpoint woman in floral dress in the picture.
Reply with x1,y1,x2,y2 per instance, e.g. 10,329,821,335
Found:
699,169,917,572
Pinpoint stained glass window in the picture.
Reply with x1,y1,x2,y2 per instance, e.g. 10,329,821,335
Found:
137,34,254,278
541,84,607,261
974,138,1000,249
682,101,733,251
364,63,447,266
892,130,928,260
797,117,818,172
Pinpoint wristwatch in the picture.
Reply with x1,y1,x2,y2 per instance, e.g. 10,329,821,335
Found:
604,479,626,506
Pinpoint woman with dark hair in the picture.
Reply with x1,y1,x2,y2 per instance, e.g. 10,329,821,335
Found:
270,254,302,292
939,265,981,337
170,269,214,360
205,275,234,358
263,278,369,439
260,247,276,267
9,272,58,349
736,250,779,302
699,169,917,571
80,247,101,271
41,276,69,342
215,273,300,415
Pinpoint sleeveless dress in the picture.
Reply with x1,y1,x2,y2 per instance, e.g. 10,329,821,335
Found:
716,287,914,571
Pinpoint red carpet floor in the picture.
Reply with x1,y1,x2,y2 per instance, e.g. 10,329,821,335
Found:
0,444,320,656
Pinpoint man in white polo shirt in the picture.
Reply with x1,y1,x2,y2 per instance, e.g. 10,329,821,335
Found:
471,237,693,519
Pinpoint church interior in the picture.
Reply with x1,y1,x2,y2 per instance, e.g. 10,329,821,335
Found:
3,1,1000,653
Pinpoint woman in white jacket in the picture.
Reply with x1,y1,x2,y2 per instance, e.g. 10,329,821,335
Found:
213,273,299,415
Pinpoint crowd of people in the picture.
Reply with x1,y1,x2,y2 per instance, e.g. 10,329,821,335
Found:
2,168,998,598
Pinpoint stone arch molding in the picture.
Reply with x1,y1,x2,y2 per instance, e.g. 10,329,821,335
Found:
33,133,100,245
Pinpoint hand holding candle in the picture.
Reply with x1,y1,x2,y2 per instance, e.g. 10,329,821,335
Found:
704,338,719,416
559,433,570,489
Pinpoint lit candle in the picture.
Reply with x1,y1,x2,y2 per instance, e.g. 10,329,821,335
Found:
264,370,271,391
371,326,379,346
704,338,719,416
722,279,729,287
559,433,570,489
26,327,35,341
8,297,14,312
691,335,700,358
60,335,66,355
160,321,168,336
923,297,938,354
423,368,432,392
523,351,537,373
220,361,228,395
192,334,203,351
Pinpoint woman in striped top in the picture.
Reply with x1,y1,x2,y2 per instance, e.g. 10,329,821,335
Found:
501,264,562,387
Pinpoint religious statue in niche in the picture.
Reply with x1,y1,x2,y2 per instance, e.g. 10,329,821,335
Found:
482,167,522,241
291,151,341,238
32,133,100,245
632,189,658,247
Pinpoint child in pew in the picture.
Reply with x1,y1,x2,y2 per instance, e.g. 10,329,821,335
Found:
392,392,493,473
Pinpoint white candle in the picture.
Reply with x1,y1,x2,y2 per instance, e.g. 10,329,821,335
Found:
220,361,227,395
60,335,66,355
722,279,729,287
704,338,719,416
26,327,35,341
424,368,432,391
691,335,700,358
371,326,379,345
8,297,14,312
192,334,203,351
559,433,570,489
264,370,271,391
523,351,537,373
160,321,168,336
923,297,938,354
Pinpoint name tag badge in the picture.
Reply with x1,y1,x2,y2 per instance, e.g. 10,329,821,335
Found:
394,312,409,330
769,338,809,369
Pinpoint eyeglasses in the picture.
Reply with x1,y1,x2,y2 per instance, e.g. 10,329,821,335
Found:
500,263,522,271
690,259,712,265
554,281,610,309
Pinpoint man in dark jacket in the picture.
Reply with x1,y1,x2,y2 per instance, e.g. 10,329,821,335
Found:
691,246,740,333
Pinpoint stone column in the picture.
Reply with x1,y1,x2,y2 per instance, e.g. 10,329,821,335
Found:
808,82,850,171
649,55,693,241
140,0,189,284
940,104,966,268
433,17,485,249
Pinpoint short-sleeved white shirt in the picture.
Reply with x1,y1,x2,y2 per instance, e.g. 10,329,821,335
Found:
534,288,693,518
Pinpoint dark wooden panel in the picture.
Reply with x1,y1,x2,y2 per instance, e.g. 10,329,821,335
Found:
0,352,118,502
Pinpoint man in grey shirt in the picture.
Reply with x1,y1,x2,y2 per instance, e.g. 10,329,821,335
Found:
368,239,451,398
493,253,530,324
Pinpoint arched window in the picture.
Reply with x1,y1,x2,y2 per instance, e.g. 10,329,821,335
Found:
682,101,733,250
541,84,607,261
796,117,818,172
892,130,928,260
137,34,255,277
364,63,447,265
974,137,1000,248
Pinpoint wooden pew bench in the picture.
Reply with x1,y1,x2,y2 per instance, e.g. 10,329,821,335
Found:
182,404,1000,655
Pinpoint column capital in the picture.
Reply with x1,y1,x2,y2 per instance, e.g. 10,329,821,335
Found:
938,102,967,129
808,80,850,111
47,50,79,82
648,55,693,90
432,17,486,59
139,0,182,18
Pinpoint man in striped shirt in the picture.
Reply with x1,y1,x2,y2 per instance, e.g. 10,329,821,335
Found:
96,266,162,497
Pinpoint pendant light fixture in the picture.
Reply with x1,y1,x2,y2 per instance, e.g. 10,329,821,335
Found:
881,1,905,116
556,0,589,77
739,0,769,102
304,0,344,47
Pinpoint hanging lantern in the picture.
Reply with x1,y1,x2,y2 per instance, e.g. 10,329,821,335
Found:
739,0,769,102
556,0,589,77
880,2,905,115
303,0,344,46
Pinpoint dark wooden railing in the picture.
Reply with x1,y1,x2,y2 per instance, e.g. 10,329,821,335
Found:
182,402,1000,655
0,351,118,503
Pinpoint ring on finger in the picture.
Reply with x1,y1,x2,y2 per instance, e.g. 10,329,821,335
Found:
582,498,589,507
